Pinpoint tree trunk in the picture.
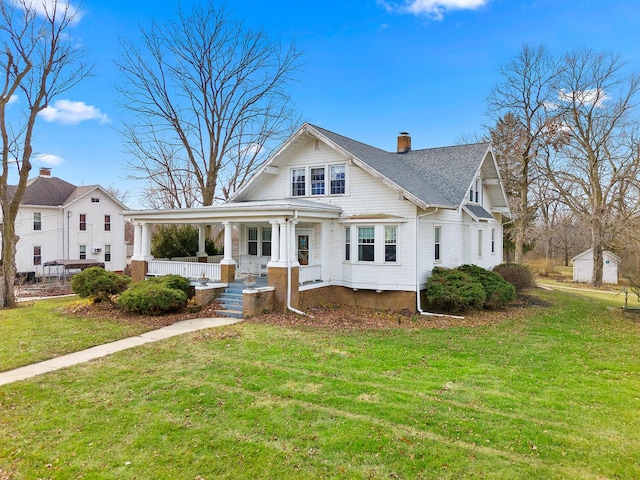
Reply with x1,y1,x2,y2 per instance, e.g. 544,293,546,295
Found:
1,218,18,308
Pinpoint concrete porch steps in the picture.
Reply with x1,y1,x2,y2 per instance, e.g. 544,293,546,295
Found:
213,277,268,319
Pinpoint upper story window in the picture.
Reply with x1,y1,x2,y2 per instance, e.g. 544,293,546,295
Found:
291,168,306,197
104,215,111,231
91,197,100,203
469,177,481,204
310,167,325,195
33,212,41,231
79,214,87,231
330,165,345,194
291,164,346,198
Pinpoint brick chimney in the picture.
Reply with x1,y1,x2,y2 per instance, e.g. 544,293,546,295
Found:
397,132,411,154
39,167,51,177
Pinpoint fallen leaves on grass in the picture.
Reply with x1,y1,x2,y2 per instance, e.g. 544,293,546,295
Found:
250,294,550,332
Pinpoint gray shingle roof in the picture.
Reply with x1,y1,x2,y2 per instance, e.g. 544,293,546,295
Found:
310,124,491,208
19,176,77,206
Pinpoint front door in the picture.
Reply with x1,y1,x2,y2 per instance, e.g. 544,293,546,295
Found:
297,234,310,265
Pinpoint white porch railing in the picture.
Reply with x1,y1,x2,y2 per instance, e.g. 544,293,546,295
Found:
170,255,224,263
299,264,322,284
147,260,221,281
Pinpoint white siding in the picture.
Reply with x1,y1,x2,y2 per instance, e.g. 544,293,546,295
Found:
13,193,126,275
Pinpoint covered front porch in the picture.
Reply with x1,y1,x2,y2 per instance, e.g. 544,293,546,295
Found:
125,199,341,312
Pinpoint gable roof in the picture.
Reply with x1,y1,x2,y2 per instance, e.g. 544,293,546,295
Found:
10,175,128,210
233,123,508,212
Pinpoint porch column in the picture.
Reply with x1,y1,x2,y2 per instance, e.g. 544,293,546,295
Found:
279,222,287,265
141,224,153,260
132,223,142,259
269,220,280,264
220,221,236,283
197,225,207,261
288,220,299,265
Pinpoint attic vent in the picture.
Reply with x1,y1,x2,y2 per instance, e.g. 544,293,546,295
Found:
314,139,320,150
91,197,100,203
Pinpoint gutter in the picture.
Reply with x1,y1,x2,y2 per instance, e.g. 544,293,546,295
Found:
415,208,465,319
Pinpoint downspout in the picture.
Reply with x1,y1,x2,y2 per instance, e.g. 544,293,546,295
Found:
286,210,313,317
416,208,465,319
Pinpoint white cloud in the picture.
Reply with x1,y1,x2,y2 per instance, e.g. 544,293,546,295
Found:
7,94,18,105
39,100,110,125
559,88,608,108
379,0,489,20
12,0,83,22
34,153,64,166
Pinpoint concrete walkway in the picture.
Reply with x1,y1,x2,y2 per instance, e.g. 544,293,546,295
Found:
0,317,242,386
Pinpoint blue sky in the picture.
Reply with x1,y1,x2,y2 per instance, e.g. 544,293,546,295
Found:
17,0,640,207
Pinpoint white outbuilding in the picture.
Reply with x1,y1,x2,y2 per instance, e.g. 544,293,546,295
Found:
572,248,620,284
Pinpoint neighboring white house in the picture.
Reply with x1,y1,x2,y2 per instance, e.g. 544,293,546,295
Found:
125,123,510,313
4,168,127,277
572,248,620,285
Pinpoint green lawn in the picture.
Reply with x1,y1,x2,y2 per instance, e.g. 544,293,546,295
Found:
0,297,156,372
1,290,639,479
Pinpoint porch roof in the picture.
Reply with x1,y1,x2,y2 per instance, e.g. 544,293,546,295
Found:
124,198,342,224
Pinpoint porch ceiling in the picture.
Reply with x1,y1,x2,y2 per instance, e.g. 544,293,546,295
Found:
124,199,342,224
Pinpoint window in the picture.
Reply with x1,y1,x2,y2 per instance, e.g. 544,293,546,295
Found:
434,226,441,261
491,228,495,254
247,227,258,255
384,226,397,262
310,167,325,195
79,245,87,260
469,178,481,204
357,227,375,262
330,165,345,194
261,229,271,257
477,229,483,258
105,245,111,262
33,246,41,265
79,214,87,231
291,168,306,196
345,227,351,261
33,212,41,231
104,215,111,231
91,197,100,203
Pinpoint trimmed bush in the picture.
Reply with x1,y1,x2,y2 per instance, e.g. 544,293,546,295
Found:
118,282,187,315
425,267,486,313
457,264,516,310
146,274,191,296
71,267,130,303
493,263,535,292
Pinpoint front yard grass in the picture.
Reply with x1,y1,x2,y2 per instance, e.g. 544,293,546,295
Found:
1,289,639,479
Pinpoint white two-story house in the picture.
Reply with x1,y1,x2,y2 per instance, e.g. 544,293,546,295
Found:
125,123,510,315
6,168,127,278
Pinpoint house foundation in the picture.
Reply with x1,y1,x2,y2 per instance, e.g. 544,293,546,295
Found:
268,265,299,312
300,285,416,312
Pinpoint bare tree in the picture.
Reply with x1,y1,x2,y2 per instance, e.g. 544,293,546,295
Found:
546,49,640,286
117,2,302,208
0,0,90,308
487,45,564,264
